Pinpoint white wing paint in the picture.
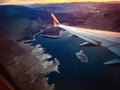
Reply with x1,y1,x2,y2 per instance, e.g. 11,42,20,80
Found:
51,13,120,57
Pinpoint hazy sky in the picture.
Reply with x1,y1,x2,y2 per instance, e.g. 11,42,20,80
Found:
0,0,119,5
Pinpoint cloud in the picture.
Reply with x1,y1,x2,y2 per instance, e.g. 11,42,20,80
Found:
0,0,8,3
0,0,45,5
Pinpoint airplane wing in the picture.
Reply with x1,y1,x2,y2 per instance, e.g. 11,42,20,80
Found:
51,13,120,57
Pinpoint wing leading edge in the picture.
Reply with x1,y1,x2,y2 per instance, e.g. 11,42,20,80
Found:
51,13,120,56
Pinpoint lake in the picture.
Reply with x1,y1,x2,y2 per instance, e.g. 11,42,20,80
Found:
27,31,120,90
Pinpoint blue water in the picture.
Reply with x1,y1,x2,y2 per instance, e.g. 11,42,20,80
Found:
27,31,120,90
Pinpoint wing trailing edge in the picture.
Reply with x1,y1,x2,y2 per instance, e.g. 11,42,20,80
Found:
50,13,120,57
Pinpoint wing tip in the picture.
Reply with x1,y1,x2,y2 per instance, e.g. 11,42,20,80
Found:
51,13,60,26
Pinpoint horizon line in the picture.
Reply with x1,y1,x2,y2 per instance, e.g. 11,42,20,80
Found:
0,1,120,5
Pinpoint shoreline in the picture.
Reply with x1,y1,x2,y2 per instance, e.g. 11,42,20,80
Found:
23,30,62,43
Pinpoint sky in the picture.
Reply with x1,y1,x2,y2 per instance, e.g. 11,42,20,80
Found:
0,0,119,5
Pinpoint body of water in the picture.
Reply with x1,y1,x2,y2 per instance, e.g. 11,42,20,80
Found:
27,31,120,90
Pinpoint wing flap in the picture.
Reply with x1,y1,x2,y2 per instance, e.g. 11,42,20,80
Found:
108,44,120,56
50,14,120,56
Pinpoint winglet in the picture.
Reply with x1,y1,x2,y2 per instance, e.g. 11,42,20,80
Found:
51,13,60,27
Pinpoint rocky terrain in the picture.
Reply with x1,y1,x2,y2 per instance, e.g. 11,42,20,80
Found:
0,38,59,90
0,2,120,41
0,2,120,90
